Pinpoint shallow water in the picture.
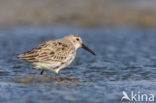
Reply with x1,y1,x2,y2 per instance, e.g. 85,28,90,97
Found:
0,26,156,103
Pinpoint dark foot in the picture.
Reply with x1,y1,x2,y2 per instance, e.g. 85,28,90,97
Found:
40,70,44,75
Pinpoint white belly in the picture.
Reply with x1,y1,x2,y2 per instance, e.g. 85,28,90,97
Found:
55,53,76,74
32,53,76,74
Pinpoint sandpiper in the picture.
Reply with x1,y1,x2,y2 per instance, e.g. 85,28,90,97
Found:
17,34,96,75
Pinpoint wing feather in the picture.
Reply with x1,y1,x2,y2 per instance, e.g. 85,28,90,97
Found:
17,39,75,63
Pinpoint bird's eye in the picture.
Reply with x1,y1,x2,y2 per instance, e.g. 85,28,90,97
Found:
76,38,79,41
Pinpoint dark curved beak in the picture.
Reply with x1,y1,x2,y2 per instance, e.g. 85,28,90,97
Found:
82,44,96,55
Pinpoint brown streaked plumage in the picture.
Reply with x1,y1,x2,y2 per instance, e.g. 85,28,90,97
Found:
17,34,96,75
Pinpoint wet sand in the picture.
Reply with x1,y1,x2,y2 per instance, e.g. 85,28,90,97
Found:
0,0,156,27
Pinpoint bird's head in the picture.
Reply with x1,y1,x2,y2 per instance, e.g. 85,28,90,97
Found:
64,34,96,55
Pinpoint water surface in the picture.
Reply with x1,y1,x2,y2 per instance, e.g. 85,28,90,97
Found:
0,26,156,103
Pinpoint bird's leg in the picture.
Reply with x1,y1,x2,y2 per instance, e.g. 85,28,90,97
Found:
55,69,59,77
55,71,59,79
55,72,58,77
40,70,44,75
